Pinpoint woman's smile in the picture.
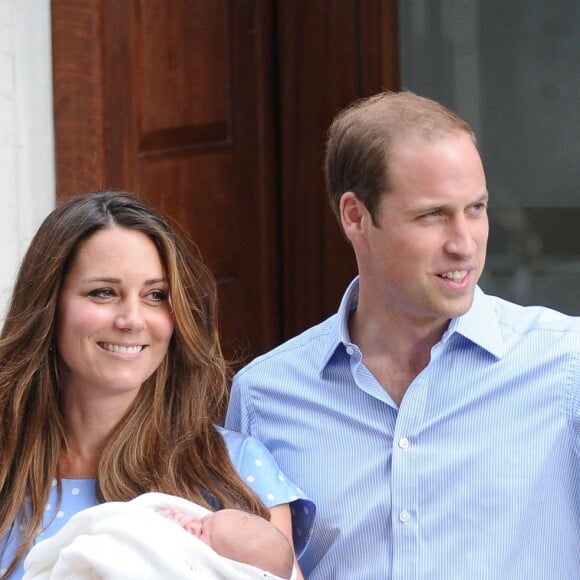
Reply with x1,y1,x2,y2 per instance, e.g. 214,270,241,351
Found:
56,226,174,397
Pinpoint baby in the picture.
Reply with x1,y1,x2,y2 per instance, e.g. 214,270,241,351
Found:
24,492,296,579
158,506,294,579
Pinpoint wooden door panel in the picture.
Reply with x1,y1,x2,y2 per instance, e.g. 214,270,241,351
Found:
138,0,229,144
139,153,238,277
277,0,400,338
131,0,262,358
51,0,107,190
52,0,278,361
141,152,243,355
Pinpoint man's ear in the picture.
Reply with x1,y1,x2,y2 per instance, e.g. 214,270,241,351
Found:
340,191,365,242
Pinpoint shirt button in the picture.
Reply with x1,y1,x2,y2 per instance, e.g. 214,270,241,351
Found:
399,510,410,523
398,437,410,449
345,345,354,355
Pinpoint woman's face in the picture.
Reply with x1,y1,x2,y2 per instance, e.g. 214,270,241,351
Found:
56,226,174,401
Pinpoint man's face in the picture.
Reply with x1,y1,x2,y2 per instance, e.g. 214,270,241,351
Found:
351,131,488,331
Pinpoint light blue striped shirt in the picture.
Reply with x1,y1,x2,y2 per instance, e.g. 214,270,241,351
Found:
226,278,580,579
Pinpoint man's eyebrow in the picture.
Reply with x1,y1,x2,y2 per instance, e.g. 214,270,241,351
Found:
405,193,489,216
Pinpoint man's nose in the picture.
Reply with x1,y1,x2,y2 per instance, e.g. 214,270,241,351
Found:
444,216,477,258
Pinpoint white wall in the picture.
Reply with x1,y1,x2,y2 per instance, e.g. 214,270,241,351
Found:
0,0,55,316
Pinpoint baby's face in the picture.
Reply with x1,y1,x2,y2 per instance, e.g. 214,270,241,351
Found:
197,509,248,551
157,508,218,548
184,511,269,556
162,508,293,577
179,513,217,548
203,510,289,574
167,509,245,550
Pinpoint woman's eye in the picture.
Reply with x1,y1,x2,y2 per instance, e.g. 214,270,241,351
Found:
148,290,168,302
88,288,114,299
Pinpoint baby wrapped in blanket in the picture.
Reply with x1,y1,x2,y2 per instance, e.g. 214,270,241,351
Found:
23,492,296,579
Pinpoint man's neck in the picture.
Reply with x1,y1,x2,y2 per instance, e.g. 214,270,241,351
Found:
348,300,449,405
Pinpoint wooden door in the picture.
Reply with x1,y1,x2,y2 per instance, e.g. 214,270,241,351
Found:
51,0,279,361
276,1,400,337
51,0,399,362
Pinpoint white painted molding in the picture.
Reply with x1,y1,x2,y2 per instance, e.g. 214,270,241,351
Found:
0,0,55,316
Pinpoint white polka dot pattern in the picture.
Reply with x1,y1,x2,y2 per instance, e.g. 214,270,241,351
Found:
1,429,316,578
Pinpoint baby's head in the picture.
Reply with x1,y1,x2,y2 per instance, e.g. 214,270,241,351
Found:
159,508,294,579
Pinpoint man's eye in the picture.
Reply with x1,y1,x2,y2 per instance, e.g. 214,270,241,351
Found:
421,210,442,219
468,203,488,216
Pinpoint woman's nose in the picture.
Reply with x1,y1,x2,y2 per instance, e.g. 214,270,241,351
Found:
114,299,146,332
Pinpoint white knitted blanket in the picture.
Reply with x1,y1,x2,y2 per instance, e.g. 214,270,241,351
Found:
23,492,292,579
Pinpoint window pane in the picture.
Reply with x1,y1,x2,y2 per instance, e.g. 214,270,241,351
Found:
399,0,580,314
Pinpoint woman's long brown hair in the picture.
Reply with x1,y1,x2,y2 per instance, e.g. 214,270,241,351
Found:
0,191,268,577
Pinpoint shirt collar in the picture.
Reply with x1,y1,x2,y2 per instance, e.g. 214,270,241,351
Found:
318,277,360,375
318,278,505,375
446,285,506,359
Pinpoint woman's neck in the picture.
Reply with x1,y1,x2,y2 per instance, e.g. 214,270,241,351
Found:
59,447,99,478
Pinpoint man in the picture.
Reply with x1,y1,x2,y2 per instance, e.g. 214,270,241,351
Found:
225,91,580,579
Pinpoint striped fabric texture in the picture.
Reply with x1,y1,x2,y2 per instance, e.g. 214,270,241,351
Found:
226,278,580,579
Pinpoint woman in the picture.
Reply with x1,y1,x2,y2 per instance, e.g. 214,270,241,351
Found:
0,191,313,578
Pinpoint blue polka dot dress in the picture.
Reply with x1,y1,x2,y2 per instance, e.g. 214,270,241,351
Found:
0,427,315,579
